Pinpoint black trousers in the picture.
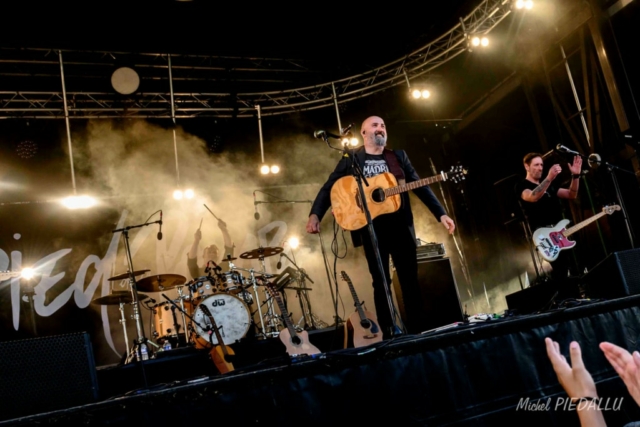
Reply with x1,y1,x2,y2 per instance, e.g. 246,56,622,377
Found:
360,212,423,336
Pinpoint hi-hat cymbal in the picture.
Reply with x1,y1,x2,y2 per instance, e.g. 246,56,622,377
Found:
136,274,186,292
108,269,150,281
92,292,149,305
239,246,283,260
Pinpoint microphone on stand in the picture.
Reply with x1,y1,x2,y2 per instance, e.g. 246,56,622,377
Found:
157,211,163,240
588,153,602,168
555,144,581,156
253,191,260,220
340,123,354,135
313,130,342,140
276,253,284,269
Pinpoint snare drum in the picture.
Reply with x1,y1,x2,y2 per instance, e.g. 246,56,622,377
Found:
191,293,251,347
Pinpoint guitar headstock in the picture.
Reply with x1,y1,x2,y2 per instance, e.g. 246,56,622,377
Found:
340,271,351,283
446,165,467,184
604,204,621,215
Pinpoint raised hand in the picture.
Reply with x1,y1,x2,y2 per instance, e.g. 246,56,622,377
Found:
568,155,583,175
600,341,640,406
545,338,598,399
547,164,562,181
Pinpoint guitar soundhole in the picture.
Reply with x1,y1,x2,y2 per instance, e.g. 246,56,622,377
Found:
292,336,301,346
371,188,385,203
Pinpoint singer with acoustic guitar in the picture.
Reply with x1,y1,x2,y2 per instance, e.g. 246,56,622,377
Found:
515,152,582,282
306,115,455,338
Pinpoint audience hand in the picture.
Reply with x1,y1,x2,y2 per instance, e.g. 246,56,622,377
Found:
545,338,598,400
600,341,640,407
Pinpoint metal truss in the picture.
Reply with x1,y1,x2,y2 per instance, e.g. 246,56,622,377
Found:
0,0,512,119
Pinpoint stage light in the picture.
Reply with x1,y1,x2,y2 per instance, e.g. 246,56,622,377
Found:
173,189,184,200
481,37,489,47
421,90,431,99
270,165,280,174
111,67,140,95
412,89,422,99
61,195,97,209
471,37,481,46
525,0,533,9
21,268,35,280
260,164,270,175
185,189,195,199
287,237,300,249
350,138,359,147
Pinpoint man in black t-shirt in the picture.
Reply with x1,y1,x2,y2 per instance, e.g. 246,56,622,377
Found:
306,116,455,337
516,152,582,279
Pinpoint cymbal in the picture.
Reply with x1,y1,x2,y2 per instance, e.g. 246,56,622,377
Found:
108,269,150,281
92,292,149,305
239,246,283,260
221,257,237,262
136,274,186,292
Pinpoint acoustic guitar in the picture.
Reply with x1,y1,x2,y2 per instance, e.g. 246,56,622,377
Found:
198,303,235,374
340,271,383,348
533,205,620,262
330,166,466,231
265,283,321,357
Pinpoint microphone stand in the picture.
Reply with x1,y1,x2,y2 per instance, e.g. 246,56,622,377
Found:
112,215,162,375
320,135,404,336
255,195,340,325
280,252,318,330
592,158,636,249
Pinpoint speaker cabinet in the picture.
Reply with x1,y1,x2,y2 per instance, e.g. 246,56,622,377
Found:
392,257,463,333
583,248,640,299
0,332,99,421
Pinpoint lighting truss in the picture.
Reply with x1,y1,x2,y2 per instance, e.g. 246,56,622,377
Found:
0,0,511,119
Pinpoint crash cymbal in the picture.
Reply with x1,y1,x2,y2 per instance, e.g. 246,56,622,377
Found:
92,292,149,305
136,274,186,292
239,246,283,260
108,269,150,281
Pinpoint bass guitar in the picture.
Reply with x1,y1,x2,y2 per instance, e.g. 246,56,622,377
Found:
533,204,620,262
340,271,383,348
198,303,235,374
330,166,466,231
265,283,321,357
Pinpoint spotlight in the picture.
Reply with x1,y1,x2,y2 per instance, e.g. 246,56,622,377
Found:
481,37,489,47
349,138,359,147
111,67,140,95
471,37,481,46
421,90,431,99
270,165,280,174
185,189,195,199
173,189,184,200
260,165,270,175
412,89,422,99
341,138,350,147
21,268,35,280
61,195,97,209
287,237,300,249
515,0,524,8
524,0,533,9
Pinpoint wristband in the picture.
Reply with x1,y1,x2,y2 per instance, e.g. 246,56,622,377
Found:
571,174,581,179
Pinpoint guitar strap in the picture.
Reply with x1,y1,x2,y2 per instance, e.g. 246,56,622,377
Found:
383,149,406,185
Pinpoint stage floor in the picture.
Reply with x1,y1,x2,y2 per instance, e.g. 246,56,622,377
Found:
4,295,640,426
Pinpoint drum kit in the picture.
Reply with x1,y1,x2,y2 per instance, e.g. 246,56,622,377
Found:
92,245,312,363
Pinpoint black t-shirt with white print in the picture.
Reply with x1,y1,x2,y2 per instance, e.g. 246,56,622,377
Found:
362,153,389,178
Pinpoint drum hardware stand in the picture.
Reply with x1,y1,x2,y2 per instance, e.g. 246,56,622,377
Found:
112,215,162,368
160,293,209,344
279,253,327,330
117,301,131,357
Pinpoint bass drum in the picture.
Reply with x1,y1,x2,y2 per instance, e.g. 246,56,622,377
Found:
191,293,251,347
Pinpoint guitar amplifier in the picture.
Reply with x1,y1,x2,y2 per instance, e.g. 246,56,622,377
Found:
416,242,445,260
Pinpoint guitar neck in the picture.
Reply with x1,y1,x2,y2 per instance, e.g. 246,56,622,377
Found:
384,173,446,197
563,211,608,237
269,287,298,339
200,305,229,356
342,273,367,322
